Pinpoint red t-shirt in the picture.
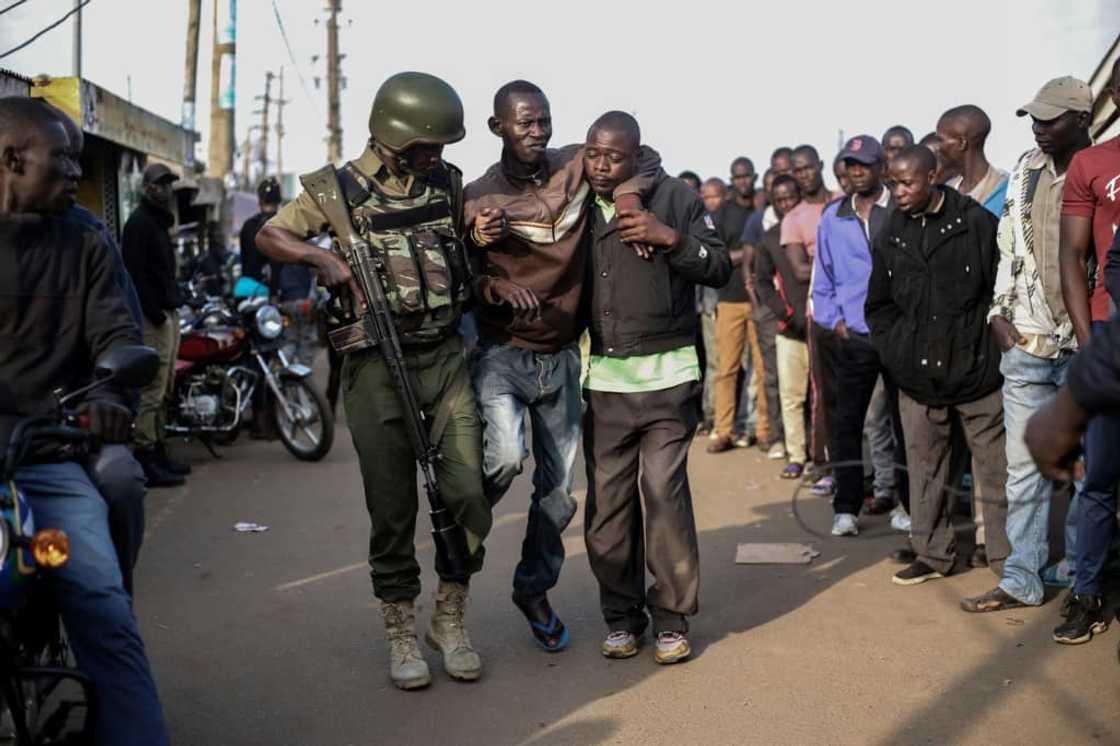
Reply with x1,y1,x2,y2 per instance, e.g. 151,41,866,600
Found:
1061,138,1120,321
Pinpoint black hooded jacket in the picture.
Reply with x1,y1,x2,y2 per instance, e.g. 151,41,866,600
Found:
865,186,1002,407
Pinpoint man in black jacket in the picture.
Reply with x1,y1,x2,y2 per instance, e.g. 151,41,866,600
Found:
581,112,730,665
866,145,1008,588
121,163,188,487
0,95,170,746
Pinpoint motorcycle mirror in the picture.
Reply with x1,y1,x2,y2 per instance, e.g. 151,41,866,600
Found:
94,345,160,388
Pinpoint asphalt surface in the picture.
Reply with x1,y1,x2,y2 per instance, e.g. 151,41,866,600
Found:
136,380,1120,746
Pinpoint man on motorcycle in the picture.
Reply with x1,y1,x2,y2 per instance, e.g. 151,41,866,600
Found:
0,96,170,745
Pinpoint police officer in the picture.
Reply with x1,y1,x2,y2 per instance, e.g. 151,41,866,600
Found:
255,72,492,691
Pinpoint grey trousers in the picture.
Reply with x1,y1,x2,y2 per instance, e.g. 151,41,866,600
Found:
583,381,701,634
899,389,1009,577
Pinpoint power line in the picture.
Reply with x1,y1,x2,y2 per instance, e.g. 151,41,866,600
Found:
271,0,320,114
0,0,90,60
0,0,33,17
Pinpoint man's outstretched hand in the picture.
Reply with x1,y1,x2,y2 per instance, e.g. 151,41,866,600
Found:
1025,386,1087,481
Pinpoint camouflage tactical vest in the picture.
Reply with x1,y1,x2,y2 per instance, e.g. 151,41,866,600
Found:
335,160,470,344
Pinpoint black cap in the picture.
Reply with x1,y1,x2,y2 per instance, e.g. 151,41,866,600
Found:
838,135,883,165
257,177,282,204
142,162,177,184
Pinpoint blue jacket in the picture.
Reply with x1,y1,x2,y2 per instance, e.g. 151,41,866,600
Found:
811,192,892,335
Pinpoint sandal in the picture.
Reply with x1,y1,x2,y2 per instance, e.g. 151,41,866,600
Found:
809,476,836,496
781,462,804,480
959,587,1027,614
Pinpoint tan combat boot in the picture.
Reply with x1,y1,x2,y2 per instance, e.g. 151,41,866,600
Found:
425,580,482,681
381,600,431,690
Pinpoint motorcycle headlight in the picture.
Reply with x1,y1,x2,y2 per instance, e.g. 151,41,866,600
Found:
256,305,284,340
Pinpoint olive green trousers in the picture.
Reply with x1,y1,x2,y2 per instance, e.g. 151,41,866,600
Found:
343,335,491,602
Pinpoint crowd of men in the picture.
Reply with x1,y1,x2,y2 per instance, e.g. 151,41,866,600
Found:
685,67,1120,646
2,57,1119,743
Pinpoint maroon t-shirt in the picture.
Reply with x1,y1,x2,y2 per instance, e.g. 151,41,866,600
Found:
1062,137,1120,322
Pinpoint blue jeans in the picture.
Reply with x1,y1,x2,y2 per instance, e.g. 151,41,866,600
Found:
470,342,581,599
15,461,169,746
998,347,1071,605
1073,322,1120,596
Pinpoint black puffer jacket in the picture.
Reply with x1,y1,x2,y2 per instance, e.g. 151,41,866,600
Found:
865,186,1001,407
587,173,731,357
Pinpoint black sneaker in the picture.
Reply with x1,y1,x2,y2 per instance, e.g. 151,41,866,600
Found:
1053,594,1109,644
892,560,945,586
156,442,192,476
136,449,185,489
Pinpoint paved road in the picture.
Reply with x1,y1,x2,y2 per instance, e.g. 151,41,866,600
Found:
136,406,1119,745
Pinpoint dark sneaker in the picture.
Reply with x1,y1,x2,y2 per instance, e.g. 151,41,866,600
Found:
1053,594,1109,644
892,560,945,586
969,544,988,568
654,631,691,664
960,587,1027,613
706,435,734,454
157,443,192,476
601,631,640,659
136,450,185,488
512,594,569,652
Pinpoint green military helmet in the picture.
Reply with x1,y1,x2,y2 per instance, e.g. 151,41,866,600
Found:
368,72,466,152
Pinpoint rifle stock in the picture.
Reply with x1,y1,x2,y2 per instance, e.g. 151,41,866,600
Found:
300,167,471,580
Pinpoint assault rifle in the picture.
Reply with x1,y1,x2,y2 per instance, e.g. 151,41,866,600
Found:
300,167,471,580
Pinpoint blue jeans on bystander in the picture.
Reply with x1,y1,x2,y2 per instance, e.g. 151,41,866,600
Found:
15,461,169,746
998,347,1071,605
470,342,581,600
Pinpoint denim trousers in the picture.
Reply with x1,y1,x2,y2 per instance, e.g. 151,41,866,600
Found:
1074,321,1120,597
998,347,1071,605
15,461,169,746
470,342,581,599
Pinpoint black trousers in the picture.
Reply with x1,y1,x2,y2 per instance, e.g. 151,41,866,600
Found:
820,332,909,516
583,381,701,634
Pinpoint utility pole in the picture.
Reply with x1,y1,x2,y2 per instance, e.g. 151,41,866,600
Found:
325,0,343,165
240,125,259,191
207,0,237,181
255,71,274,181
275,67,288,191
71,0,82,77
182,0,202,135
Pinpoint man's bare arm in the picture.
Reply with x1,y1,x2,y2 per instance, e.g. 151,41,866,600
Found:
784,242,812,283
256,225,363,305
1059,214,1093,346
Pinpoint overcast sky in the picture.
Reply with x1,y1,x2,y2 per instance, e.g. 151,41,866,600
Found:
3,0,1118,190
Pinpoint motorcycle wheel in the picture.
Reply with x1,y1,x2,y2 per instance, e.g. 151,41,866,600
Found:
273,379,334,462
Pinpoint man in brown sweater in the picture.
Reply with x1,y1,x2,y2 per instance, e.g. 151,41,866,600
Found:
465,80,658,652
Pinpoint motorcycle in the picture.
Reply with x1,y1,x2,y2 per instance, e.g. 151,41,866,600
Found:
0,345,158,745
170,293,334,462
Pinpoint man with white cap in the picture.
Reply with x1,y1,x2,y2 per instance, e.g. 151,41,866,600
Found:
960,76,1093,614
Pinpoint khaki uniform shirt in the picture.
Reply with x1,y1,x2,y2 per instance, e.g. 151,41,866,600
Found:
267,147,416,238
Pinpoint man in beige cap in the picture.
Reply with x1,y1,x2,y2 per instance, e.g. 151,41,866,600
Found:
960,76,1092,615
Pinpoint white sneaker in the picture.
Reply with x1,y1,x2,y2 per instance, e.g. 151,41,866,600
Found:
831,513,859,537
767,442,787,460
889,505,912,533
